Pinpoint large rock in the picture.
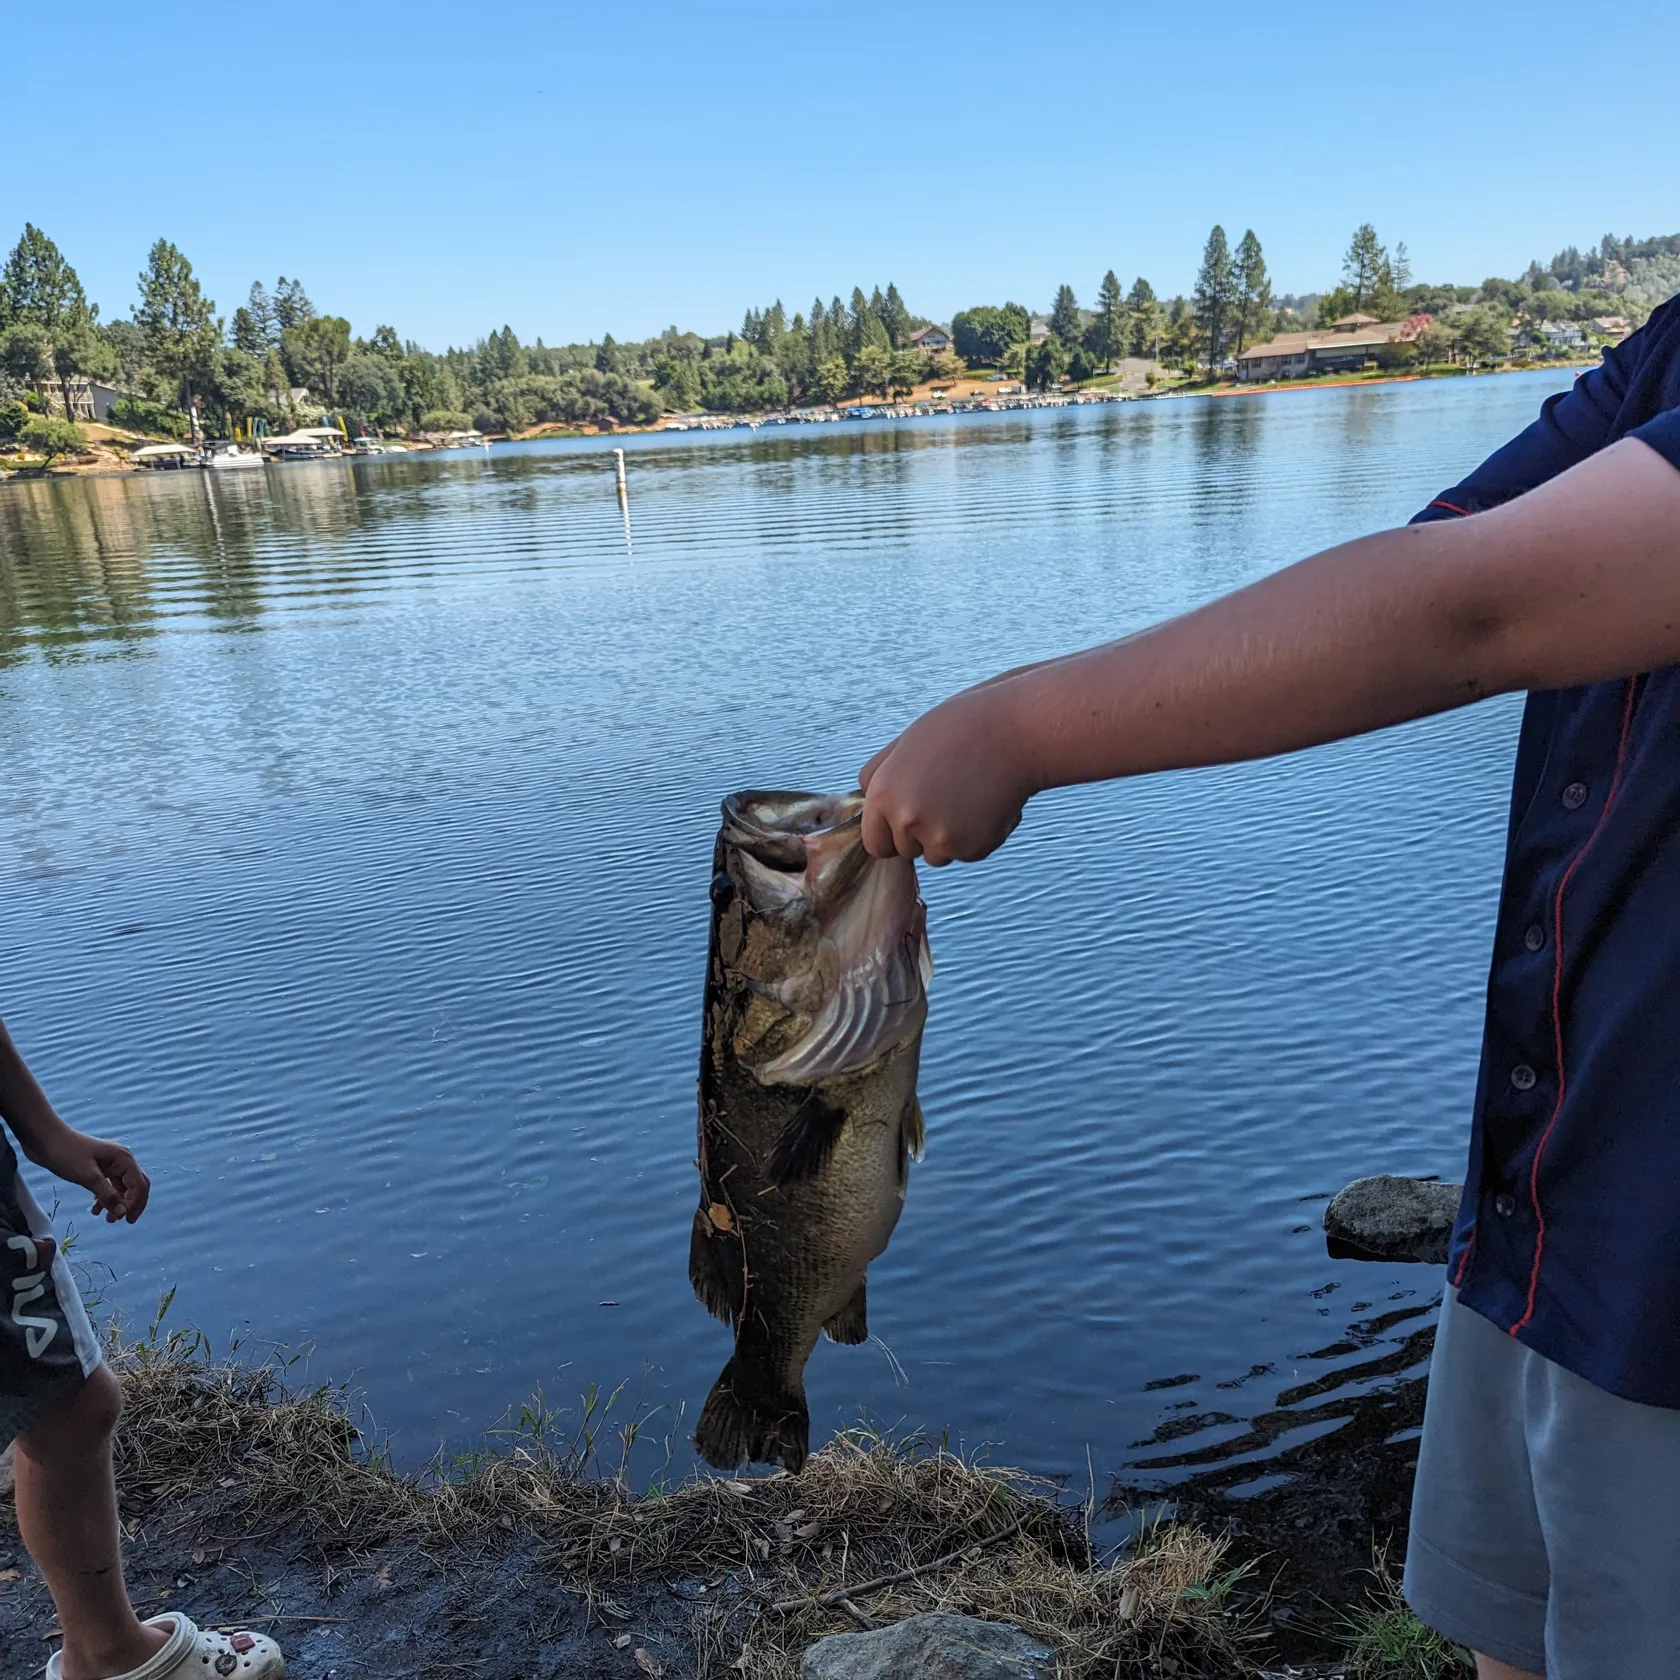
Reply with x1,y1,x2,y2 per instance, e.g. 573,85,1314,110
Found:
1324,1175,1461,1264
802,1611,1053,1680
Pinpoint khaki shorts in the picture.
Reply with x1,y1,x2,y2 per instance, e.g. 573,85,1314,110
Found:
1405,1285,1680,1677
0,1129,102,1449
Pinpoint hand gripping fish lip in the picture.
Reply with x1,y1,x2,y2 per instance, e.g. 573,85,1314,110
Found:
717,790,931,1085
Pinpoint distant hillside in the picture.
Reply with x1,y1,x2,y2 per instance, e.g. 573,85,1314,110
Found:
1541,233,1680,307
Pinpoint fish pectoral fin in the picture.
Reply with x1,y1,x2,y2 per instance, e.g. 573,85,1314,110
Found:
823,1278,868,1345
903,1097,925,1163
693,1356,809,1472
688,1206,745,1326
767,1090,850,1184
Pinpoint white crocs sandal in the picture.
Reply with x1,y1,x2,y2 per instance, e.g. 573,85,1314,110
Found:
45,1613,284,1680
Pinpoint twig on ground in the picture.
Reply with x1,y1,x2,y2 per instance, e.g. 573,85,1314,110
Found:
769,1514,1031,1613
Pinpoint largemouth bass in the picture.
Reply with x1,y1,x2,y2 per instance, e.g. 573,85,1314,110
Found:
689,789,932,1472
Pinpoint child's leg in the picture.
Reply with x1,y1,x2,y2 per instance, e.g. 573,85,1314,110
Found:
12,1365,167,1680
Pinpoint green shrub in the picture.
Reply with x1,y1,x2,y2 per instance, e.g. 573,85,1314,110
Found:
19,415,87,460
111,396,189,438
0,398,29,440
418,408,473,433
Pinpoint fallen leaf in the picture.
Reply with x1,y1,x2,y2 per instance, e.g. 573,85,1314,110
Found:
633,1650,663,1678
612,1634,631,1650
1118,1585,1139,1621
724,1480,752,1497
875,1495,893,1514
794,1521,821,1541
0,1570,19,1582
191,1549,206,1565
753,1537,770,1559
608,1536,622,1553
706,1202,735,1233
783,1508,806,1523
499,1514,514,1531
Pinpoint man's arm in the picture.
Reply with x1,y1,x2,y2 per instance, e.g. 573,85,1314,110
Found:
860,437,1680,864
0,1019,150,1223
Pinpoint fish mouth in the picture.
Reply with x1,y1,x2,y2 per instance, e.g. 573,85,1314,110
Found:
721,790,863,870
719,788,930,1086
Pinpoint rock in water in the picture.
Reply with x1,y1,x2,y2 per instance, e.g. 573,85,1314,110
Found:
802,1612,1053,1680
1324,1175,1462,1264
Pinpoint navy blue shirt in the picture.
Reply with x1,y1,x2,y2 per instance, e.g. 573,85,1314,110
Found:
1413,294,1680,1408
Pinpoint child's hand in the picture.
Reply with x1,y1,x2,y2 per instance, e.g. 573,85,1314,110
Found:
27,1125,151,1224
859,682,1038,865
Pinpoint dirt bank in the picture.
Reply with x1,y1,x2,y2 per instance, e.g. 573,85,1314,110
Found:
0,1338,1256,1680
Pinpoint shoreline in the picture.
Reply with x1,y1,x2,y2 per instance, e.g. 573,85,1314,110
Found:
0,360,1591,485
0,1332,1432,1678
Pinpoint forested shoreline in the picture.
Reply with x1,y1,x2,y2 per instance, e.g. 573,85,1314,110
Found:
2,221,1676,455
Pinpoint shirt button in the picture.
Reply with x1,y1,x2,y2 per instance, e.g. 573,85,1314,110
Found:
1523,923,1546,952
1510,1064,1538,1091
1495,1192,1518,1217
1562,781,1588,810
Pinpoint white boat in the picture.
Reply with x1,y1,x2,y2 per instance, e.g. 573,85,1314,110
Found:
208,445,265,470
131,442,200,471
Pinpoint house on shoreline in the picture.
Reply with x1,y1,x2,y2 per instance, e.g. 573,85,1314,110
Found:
29,374,129,422
907,324,952,353
1234,313,1433,382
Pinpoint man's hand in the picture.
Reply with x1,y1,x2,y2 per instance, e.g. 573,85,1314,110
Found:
859,679,1040,864
24,1126,150,1224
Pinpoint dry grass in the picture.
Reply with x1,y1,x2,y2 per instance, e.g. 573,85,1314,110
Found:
96,1326,1255,1678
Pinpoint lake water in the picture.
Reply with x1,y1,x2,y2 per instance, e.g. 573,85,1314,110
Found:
0,373,1571,1496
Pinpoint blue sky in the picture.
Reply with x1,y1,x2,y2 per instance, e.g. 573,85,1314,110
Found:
7,1,1676,350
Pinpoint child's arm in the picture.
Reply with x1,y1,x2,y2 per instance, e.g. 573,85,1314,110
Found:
861,436,1680,864
0,1018,150,1224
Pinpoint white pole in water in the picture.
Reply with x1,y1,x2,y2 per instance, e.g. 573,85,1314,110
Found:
613,448,632,555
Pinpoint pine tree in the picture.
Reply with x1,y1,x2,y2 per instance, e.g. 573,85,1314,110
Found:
1341,225,1388,312
1392,242,1413,291
1093,270,1125,371
135,238,219,412
847,288,870,360
231,306,267,356
1049,283,1081,347
881,282,911,349
1231,230,1271,355
273,276,314,331
1126,277,1161,358
0,224,108,420
246,282,277,347
0,224,87,333
1193,226,1234,373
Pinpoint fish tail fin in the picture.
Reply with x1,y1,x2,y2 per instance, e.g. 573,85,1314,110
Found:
824,1277,868,1344
693,1356,809,1472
